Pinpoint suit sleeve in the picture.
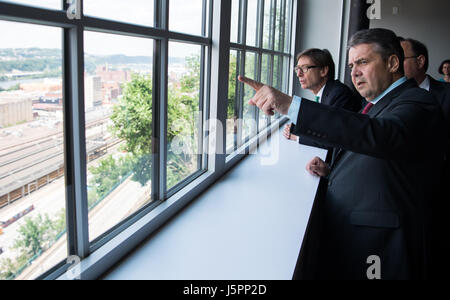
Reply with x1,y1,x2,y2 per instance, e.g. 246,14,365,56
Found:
291,90,445,160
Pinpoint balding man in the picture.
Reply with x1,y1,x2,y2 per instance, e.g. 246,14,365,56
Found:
239,28,446,279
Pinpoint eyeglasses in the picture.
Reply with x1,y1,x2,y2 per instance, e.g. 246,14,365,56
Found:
294,65,320,74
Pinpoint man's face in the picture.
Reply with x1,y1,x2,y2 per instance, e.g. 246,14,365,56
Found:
401,41,422,80
295,55,327,92
443,63,450,75
348,43,396,101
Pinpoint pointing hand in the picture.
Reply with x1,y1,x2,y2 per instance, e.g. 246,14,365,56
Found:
238,75,293,116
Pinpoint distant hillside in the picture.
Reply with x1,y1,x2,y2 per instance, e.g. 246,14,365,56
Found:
0,48,188,81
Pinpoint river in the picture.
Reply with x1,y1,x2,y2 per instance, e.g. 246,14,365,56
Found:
0,77,60,90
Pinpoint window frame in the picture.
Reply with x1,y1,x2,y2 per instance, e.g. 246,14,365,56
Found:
226,0,293,156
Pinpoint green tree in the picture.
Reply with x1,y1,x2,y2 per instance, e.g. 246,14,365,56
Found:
88,154,136,202
110,55,202,188
110,74,153,185
166,55,201,187
13,214,57,257
228,52,238,118
0,254,29,280
0,211,66,280
7,83,21,91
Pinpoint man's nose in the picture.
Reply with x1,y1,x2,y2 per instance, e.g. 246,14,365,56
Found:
351,66,360,78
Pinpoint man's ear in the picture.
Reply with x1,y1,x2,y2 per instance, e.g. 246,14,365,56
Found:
417,55,426,70
388,55,400,73
320,66,329,78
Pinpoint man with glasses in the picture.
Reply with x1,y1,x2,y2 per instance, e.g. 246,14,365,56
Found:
239,28,446,279
399,37,450,121
284,48,361,143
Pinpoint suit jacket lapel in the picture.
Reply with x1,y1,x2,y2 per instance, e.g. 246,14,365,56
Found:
321,80,333,106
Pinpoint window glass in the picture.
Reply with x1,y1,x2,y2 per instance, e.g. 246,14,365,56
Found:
263,0,273,49
273,55,283,90
227,50,239,154
283,0,292,53
169,0,204,36
242,52,257,141
274,0,283,52
259,53,271,131
84,0,154,27
84,31,154,243
273,55,282,119
230,0,240,44
0,20,66,280
167,42,203,189
246,0,258,47
282,56,290,93
0,0,61,9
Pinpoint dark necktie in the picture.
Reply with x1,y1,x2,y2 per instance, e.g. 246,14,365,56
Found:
361,102,374,115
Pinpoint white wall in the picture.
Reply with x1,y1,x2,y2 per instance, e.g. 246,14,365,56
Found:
370,0,450,80
293,0,349,99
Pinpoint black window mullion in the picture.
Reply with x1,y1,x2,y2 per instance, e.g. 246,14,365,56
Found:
233,50,241,151
160,0,169,200
256,0,265,132
152,0,168,200
62,21,90,262
269,0,275,50
278,0,286,54
237,0,243,44
202,0,207,37
198,45,206,171
254,52,262,134
236,50,244,148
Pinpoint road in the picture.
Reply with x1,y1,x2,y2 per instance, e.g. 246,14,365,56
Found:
11,174,151,280
0,106,154,279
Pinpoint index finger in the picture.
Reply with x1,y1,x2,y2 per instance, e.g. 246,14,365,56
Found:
238,75,264,91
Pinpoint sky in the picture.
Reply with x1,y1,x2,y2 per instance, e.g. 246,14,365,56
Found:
0,0,204,57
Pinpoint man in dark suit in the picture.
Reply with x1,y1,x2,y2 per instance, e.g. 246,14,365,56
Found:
400,37,450,279
400,38,450,120
284,48,361,143
239,28,446,279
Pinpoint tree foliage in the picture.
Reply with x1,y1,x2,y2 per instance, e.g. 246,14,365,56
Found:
110,55,201,188
13,214,58,257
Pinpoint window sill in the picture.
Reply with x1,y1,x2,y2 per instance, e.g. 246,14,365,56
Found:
98,127,327,280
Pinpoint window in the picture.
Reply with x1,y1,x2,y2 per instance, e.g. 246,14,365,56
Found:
169,0,206,36
84,0,154,27
227,0,293,154
0,0,294,280
167,42,205,190
0,20,66,280
83,31,154,243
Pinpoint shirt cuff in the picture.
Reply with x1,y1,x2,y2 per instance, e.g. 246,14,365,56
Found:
287,95,302,125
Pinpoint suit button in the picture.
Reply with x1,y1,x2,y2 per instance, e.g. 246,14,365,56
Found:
307,130,312,134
